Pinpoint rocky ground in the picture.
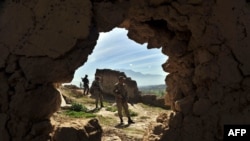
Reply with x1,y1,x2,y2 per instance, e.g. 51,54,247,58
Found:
51,87,171,141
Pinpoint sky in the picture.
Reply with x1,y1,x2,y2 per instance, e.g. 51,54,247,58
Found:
68,28,168,86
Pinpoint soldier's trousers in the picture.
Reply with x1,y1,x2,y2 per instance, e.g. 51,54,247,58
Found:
116,98,130,118
94,90,103,108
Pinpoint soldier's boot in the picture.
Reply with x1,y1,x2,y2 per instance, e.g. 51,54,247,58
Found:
128,117,135,124
120,117,123,124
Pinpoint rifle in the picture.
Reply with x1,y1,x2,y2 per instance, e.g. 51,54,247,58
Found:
128,100,136,108
114,86,135,107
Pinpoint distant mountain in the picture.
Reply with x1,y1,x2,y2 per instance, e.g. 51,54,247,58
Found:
117,69,165,86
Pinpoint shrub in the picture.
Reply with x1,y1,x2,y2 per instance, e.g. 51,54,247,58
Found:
70,103,87,112
105,106,117,112
65,103,95,118
129,109,138,117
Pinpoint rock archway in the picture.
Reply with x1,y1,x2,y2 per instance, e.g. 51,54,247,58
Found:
0,0,250,141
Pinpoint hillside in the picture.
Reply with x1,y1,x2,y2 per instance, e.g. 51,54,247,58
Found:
139,84,166,97
139,84,166,91
117,69,166,86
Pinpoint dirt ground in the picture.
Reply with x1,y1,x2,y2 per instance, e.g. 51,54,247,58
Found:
51,88,171,141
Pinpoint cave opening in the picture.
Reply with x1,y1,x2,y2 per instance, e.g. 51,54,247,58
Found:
55,27,171,140
68,27,168,88
1,0,249,140
60,27,170,107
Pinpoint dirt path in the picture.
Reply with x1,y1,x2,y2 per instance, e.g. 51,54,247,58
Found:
52,88,171,141
88,103,168,141
83,102,167,140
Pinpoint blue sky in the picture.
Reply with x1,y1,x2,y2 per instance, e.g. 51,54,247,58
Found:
69,28,168,86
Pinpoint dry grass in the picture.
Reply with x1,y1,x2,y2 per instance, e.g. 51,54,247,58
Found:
55,86,170,140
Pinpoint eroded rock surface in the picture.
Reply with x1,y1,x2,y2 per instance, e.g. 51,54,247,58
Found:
0,0,96,140
0,0,250,141
52,118,102,141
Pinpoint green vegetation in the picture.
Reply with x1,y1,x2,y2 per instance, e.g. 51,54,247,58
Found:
63,102,96,118
64,110,96,118
128,109,138,117
140,116,150,120
139,84,166,97
55,86,168,140
105,106,117,112
142,89,165,97
70,103,88,112
102,101,113,107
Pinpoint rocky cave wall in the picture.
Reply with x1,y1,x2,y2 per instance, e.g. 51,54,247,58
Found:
0,0,98,140
126,0,250,141
0,0,250,141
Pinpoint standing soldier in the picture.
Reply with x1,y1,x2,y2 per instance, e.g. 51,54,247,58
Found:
82,75,89,95
90,76,104,108
113,76,135,124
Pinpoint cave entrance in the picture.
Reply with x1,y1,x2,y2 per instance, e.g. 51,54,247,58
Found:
70,27,168,88
56,27,170,139
59,26,170,106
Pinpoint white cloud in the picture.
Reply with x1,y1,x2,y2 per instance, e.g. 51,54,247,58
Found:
113,53,163,66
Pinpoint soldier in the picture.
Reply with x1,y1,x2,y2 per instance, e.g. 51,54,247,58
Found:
90,76,104,108
82,75,89,95
113,76,135,124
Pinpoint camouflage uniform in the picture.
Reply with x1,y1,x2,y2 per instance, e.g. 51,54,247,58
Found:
82,75,89,95
91,76,103,108
113,76,134,124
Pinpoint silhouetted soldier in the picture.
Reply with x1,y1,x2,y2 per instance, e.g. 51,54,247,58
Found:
82,75,89,95
90,76,104,108
113,76,134,124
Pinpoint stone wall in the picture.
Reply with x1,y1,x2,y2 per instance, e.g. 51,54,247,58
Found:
95,69,141,102
0,0,250,141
